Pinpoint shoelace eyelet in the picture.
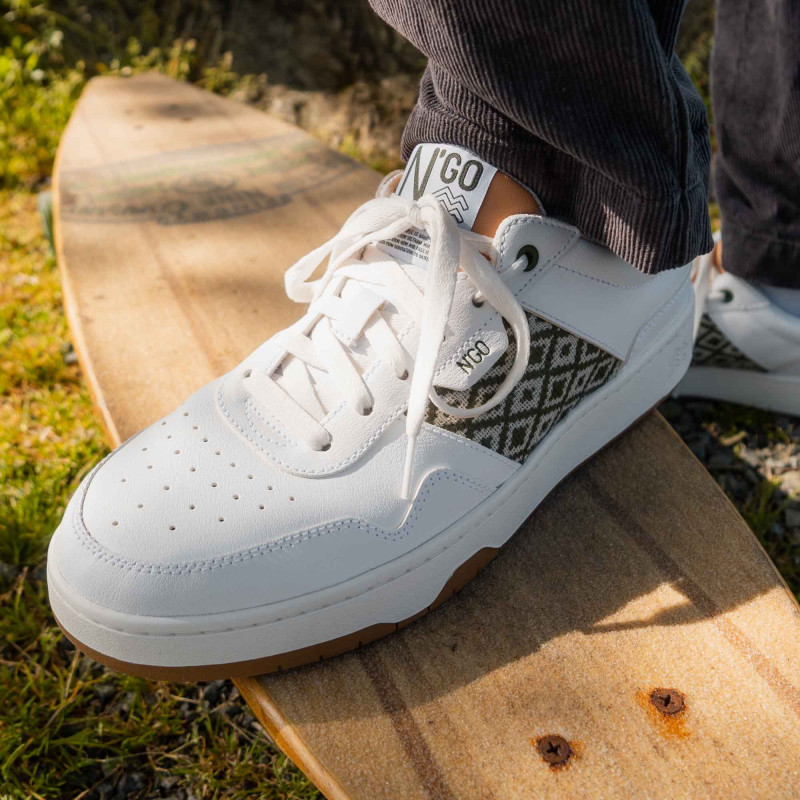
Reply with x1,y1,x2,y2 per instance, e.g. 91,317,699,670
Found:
721,289,734,303
398,370,409,381
262,195,530,500
472,294,484,308
516,244,539,272
320,442,331,451
360,406,373,416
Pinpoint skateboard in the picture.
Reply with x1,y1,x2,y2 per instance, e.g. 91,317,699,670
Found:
54,73,800,799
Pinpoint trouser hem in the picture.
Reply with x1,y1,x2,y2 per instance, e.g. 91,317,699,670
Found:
403,104,713,274
721,221,800,289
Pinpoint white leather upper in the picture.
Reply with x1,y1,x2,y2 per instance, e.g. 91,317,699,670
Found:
706,271,800,375
495,215,692,360
52,377,515,615
50,210,691,619
221,274,514,479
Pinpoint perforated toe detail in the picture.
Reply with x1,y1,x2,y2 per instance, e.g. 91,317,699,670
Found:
81,383,304,563
74,372,516,585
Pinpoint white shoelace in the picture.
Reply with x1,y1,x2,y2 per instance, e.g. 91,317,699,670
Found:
246,194,531,499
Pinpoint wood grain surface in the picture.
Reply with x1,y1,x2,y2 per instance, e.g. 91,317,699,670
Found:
56,74,800,800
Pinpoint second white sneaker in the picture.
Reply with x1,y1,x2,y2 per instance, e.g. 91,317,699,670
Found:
675,247,800,415
48,144,694,679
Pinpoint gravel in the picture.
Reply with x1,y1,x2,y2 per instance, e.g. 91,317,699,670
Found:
659,397,800,580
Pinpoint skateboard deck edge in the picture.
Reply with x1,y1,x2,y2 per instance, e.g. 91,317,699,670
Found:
237,677,352,800
53,109,123,447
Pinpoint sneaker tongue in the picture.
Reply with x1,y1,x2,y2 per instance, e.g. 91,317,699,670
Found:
376,143,541,266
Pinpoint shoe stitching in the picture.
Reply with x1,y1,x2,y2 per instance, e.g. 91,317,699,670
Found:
71,469,492,575
552,262,655,291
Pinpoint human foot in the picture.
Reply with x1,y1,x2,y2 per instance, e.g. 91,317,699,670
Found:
48,144,694,679
674,242,800,415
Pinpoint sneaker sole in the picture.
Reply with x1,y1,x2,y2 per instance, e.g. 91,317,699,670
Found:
675,366,800,416
48,283,694,680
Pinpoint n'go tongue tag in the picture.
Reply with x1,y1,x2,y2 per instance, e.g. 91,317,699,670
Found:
376,144,497,267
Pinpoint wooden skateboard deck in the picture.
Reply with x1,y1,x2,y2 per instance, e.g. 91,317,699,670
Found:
55,74,800,799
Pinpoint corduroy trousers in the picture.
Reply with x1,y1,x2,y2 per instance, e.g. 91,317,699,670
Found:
370,0,800,288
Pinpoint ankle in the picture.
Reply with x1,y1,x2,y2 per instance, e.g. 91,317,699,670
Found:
712,238,723,271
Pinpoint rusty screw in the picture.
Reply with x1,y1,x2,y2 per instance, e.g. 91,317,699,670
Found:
650,688,685,715
536,735,572,766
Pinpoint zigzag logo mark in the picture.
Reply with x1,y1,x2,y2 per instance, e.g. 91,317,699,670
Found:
433,186,470,224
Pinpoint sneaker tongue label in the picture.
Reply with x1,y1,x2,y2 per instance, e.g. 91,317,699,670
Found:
395,144,497,227
376,144,497,267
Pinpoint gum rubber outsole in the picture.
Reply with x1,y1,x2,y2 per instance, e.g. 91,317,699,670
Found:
54,546,499,681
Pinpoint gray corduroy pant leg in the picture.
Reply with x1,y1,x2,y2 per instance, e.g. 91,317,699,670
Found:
369,0,714,275
713,0,800,289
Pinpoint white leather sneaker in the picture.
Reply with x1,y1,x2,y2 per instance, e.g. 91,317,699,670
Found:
675,248,800,414
48,144,694,679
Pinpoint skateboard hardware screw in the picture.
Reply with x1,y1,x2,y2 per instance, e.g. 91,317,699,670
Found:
650,688,685,715
536,735,572,766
